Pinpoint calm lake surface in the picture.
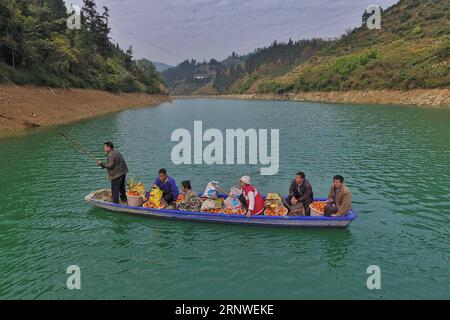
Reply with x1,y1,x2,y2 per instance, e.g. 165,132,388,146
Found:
0,98,449,299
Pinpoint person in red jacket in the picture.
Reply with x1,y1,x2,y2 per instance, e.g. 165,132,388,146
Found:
239,175,264,218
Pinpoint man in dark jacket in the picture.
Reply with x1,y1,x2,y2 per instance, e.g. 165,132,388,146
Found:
97,142,129,204
286,172,314,216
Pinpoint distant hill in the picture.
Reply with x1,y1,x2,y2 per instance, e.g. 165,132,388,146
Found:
0,0,165,94
161,54,246,95
151,61,174,72
166,0,449,95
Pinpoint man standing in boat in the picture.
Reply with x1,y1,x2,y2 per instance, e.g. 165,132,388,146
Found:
287,172,314,216
97,142,129,204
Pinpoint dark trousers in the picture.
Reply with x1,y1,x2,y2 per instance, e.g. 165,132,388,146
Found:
286,197,311,216
163,192,174,204
324,202,338,216
111,174,127,204
239,194,248,209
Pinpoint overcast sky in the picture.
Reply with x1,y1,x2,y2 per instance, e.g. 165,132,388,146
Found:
65,0,399,65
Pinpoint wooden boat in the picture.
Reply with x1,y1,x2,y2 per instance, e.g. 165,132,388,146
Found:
85,189,357,228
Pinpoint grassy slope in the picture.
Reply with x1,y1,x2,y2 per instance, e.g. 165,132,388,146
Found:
197,0,450,95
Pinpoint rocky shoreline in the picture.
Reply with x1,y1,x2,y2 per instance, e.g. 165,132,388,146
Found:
1,86,448,136
173,89,450,107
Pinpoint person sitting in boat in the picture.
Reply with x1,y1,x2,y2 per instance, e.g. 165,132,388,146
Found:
325,175,352,217
239,176,264,218
96,142,129,204
286,171,314,216
176,180,202,212
153,168,179,205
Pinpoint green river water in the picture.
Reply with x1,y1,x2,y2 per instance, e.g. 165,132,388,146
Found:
0,98,449,299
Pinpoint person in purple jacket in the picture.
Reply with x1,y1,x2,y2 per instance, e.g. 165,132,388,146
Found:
153,168,179,205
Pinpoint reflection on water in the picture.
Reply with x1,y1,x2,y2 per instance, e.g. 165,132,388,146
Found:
320,229,353,269
0,99,449,299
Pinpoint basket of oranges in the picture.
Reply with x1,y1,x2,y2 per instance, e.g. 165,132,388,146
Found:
263,193,288,216
309,201,328,216
264,206,288,216
126,191,144,207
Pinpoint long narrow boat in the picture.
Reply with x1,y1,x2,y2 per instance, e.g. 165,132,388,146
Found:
85,189,357,228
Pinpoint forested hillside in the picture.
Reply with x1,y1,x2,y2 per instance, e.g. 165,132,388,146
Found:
0,0,165,93
274,0,450,93
164,0,449,95
161,54,245,95
212,39,331,94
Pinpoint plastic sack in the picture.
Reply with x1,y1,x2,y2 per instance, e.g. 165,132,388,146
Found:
144,186,165,209
223,197,242,210
223,186,243,211
202,181,219,199
201,198,222,211
229,185,242,197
